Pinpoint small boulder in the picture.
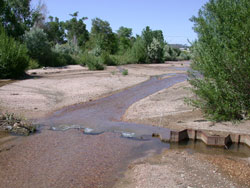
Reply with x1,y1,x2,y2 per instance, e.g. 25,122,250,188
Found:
11,127,30,136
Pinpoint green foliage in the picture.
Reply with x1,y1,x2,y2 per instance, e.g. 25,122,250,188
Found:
0,0,33,39
142,26,164,48
0,27,29,78
163,44,190,61
80,52,105,70
100,52,115,66
147,38,164,63
110,52,135,65
24,27,51,66
54,42,80,56
90,18,118,54
131,37,147,63
117,26,133,53
65,12,89,47
44,16,65,45
176,51,190,61
140,26,165,63
122,69,128,76
188,0,250,121
28,59,39,69
24,27,76,67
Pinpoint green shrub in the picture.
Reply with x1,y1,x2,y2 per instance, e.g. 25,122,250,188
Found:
176,51,190,61
110,51,135,65
51,51,76,67
100,52,116,65
131,37,147,63
80,52,105,70
24,27,51,67
54,42,80,55
28,59,39,69
122,69,128,76
188,0,250,121
0,28,29,78
147,38,164,63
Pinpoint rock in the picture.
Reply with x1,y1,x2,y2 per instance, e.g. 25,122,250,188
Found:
5,126,13,131
17,122,36,133
13,122,21,128
11,127,30,136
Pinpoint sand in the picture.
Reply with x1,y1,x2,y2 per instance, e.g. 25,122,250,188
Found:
1,61,249,188
0,63,188,119
123,81,250,135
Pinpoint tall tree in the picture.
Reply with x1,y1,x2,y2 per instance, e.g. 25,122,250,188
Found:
117,26,133,52
64,12,89,47
44,16,65,45
91,18,118,54
142,26,164,48
188,0,250,121
0,0,33,38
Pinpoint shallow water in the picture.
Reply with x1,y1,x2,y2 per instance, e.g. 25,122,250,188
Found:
38,74,187,139
1,72,249,188
171,140,250,158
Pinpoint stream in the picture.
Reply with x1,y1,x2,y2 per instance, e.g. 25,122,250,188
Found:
0,73,249,188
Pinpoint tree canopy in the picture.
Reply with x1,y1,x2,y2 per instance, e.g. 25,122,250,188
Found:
188,0,250,121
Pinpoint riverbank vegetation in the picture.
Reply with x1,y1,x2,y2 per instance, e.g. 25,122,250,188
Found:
0,0,190,78
188,0,250,121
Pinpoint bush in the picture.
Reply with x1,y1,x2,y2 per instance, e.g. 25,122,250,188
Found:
28,59,39,69
147,38,164,63
188,0,250,121
24,27,51,66
0,28,29,78
110,51,135,65
131,37,147,63
100,52,116,65
80,52,105,70
176,51,190,61
51,51,76,67
122,69,128,76
54,42,80,55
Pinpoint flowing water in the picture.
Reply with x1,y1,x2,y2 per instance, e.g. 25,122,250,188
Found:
38,73,188,139
0,73,249,188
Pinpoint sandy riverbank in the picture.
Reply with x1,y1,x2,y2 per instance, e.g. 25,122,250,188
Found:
114,148,250,188
0,62,188,119
1,61,249,188
120,74,250,188
123,81,250,135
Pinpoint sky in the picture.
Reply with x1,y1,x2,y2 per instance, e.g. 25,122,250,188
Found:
31,0,209,45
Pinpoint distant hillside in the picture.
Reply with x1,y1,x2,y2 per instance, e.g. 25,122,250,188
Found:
169,44,190,49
